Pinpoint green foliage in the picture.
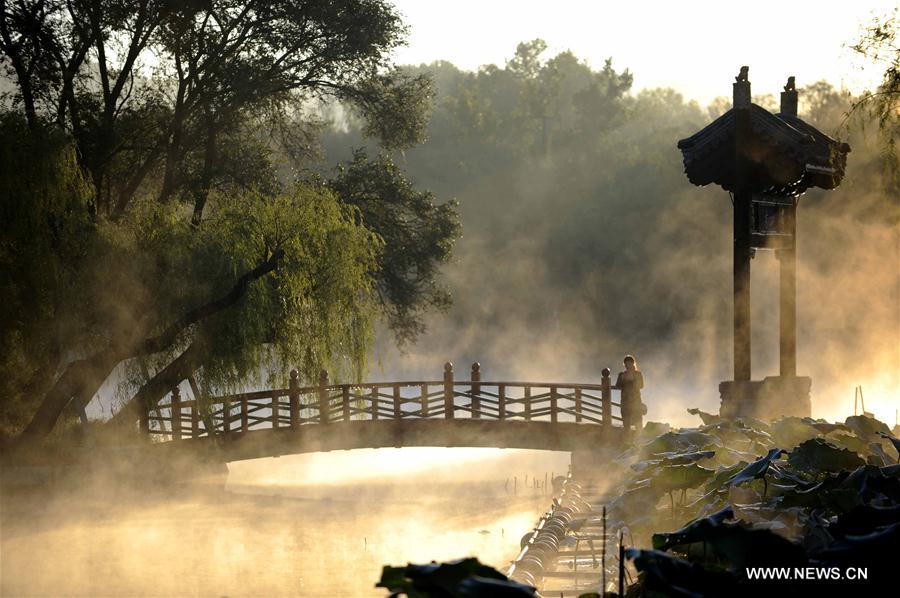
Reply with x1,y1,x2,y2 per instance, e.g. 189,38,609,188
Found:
847,8,900,196
787,438,865,473
178,186,381,388
0,114,94,435
844,414,892,439
0,114,383,436
329,150,460,343
652,505,734,551
353,71,435,151
377,557,536,597
602,414,900,594
116,182,382,391
877,431,900,462
728,448,785,488
0,0,429,215
625,548,739,596
0,2,460,438
650,462,715,493
686,408,722,426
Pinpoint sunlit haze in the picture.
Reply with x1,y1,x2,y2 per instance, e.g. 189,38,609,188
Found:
390,0,896,103
3,2,899,596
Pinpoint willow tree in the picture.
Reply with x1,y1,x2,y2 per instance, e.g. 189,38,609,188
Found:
2,115,384,440
0,1,459,442
847,9,900,196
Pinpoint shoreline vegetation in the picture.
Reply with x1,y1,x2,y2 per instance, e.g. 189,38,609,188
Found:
377,411,900,596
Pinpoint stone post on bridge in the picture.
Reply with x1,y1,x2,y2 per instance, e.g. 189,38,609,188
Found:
170,385,182,441
471,362,481,419
443,362,454,419
318,369,330,424
601,368,612,429
289,369,300,429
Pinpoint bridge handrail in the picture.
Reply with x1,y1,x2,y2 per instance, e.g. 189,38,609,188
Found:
139,361,629,441
192,380,612,406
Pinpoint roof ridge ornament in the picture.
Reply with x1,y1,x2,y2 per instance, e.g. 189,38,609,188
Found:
733,66,751,109
677,68,849,196
781,75,798,117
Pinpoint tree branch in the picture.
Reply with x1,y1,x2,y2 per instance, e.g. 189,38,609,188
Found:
15,248,285,442
137,247,284,356
109,342,201,427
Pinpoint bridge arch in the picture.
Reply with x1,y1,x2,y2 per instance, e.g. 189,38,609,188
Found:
144,362,628,462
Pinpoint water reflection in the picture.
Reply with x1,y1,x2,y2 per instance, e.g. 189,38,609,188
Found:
1,448,568,597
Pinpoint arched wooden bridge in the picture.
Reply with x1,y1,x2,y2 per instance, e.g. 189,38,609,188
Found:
142,362,628,462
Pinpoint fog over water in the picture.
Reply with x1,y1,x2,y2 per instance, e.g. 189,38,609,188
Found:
1,449,569,597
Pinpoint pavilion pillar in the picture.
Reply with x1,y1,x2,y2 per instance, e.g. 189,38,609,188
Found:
732,70,752,381
778,82,799,377
778,207,797,376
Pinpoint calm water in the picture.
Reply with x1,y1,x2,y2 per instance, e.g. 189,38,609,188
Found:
1,448,567,597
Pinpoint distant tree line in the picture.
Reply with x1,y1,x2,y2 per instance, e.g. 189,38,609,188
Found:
323,36,897,402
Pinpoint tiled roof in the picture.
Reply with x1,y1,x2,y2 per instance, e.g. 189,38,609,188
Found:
677,105,851,196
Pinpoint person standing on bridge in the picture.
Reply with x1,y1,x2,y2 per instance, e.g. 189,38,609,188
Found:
616,355,644,436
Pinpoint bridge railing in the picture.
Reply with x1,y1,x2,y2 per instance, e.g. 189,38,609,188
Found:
141,362,624,441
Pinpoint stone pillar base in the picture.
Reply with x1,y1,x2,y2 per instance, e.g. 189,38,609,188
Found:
719,376,811,420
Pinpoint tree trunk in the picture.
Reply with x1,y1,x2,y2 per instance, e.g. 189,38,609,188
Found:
109,343,201,428
18,348,124,441
15,251,282,442
191,108,218,226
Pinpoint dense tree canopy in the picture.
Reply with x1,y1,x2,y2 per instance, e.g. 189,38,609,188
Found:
0,0,459,442
329,150,459,343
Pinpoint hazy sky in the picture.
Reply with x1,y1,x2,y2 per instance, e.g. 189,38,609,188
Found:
389,0,896,104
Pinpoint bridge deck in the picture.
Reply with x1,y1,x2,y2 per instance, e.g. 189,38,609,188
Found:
154,419,627,463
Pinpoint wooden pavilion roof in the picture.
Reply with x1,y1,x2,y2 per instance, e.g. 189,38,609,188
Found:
677,104,851,197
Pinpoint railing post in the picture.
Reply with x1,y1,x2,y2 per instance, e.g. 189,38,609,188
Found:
271,391,279,430
187,376,202,438
289,369,300,429
342,385,351,421
241,398,248,433
443,361,454,419
222,397,231,435
550,386,558,423
471,362,481,419
370,386,378,420
498,384,506,420
191,400,199,439
318,369,330,424
601,368,612,429
524,386,531,421
171,386,182,441
420,384,428,417
139,398,150,436
575,387,582,423
393,383,402,419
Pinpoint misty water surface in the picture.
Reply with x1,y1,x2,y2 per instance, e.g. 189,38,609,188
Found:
1,448,569,597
